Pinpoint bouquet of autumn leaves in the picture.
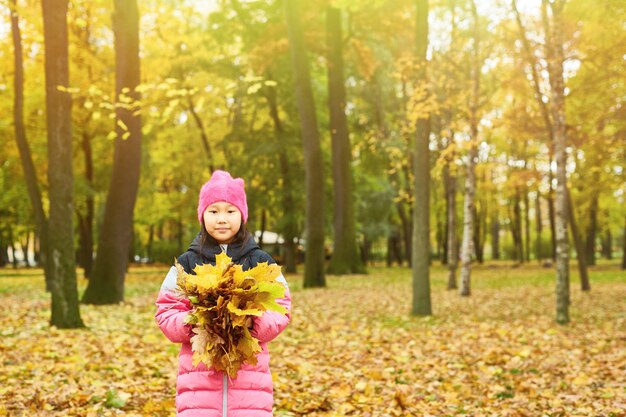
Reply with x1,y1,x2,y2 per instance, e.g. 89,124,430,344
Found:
175,253,287,378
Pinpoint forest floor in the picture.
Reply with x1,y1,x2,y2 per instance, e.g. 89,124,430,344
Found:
0,260,625,417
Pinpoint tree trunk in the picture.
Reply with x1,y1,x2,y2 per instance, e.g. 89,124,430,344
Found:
187,94,216,172
473,200,487,264
544,0,570,324
566,187,590,291
9,227,17,268
397,200,412,266
0,240,7,267
42,0,84,328
459,0,480,297
326,6,363,275
34,232,41,265
511,196,523,263
438,215,447,265
77,130,94,278
535,190,543,261
447,156,458,289
523,189,531,262
439,168,448,265
361,236,372,266
601,226,612,260
11,0,52,289
548,166,557,261
284,0,325,287
264,76,298,274
512,0,558,262
83,0,142,304
584,190,599,266
491,216,500,260
411,0,431,316
147,224,154,262
622,216,626,270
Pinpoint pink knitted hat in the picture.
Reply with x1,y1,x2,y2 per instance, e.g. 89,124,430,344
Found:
197,170,248,224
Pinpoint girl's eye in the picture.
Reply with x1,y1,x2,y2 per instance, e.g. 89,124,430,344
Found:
228,210,236,214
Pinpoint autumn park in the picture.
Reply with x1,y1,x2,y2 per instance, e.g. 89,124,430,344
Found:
1,0,625,415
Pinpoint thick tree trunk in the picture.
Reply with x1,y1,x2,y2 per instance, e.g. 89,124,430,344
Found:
83,0,142,304
544,0,570,324
284,0,326,287
566,187,590,291
411,0,431,316
42,0,84,328
326,6,363,275
460,0,480,297
11,0,52,289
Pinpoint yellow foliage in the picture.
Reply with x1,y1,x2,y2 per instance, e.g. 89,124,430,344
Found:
176,253,286,377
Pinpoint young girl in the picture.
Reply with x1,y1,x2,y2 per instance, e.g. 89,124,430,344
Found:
155,170,292,417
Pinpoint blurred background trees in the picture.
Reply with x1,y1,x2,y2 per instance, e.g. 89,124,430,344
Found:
1,0,625,322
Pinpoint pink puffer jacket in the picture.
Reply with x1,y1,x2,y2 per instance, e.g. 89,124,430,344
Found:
155,265,291,417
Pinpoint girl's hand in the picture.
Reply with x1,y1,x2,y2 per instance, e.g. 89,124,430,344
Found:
245,317,253,329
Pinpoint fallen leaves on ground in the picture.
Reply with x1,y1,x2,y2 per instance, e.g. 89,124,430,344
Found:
0,263,624,417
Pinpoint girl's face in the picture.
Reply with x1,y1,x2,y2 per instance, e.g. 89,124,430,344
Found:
203,202,242,244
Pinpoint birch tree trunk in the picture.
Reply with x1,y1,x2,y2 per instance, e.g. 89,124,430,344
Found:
83,0,142,304
459,0,480,297
326,6,364,275
41,0,84,327
543,0,570,324
284,0,326,287
411,0,431,315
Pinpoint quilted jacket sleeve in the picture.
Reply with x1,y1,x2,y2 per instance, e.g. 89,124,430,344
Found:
250,274,292,344
155,266,194,344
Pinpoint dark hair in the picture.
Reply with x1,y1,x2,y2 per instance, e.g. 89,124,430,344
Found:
200,219,252,255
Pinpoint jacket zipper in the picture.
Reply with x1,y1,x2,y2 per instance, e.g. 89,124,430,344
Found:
223,373,228,416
